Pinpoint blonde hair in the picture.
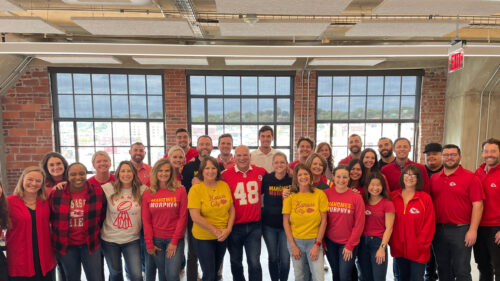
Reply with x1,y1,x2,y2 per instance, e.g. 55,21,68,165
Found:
150,158,178,194
168,145,186,160
111,161,143,205
14,166,47,201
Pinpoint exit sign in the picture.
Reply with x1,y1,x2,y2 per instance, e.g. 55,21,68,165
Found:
448,41,465,73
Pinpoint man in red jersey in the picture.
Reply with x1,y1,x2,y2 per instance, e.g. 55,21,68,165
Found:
474,138,500,281
339,134,363,165
431,144,484,281
222,145,267,281
381,137,430,193
163,128,198,163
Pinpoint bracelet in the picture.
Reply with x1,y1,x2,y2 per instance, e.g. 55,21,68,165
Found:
380,244,387,249
314,240,322,247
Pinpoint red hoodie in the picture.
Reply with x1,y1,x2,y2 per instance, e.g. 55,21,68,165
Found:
389,190,435,264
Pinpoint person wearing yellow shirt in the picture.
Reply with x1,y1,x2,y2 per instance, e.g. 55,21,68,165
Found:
188,157,235,281
283,163,328,281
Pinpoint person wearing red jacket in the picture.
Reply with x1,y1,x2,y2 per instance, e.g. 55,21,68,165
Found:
474,138,500,281
142,158,188,281
390,164,435,281
324,165,366,281
7,166,56,281
381,138,430,193
431,144,484,281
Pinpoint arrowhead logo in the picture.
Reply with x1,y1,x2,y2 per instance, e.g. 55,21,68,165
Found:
365,210,372,215
450,182,457,187
491,183,497,188
409,207,420,214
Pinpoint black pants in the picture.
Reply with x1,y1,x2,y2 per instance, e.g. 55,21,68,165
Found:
474,226,500,281
0,251,7,281
433,224,472,281
187,215,199,281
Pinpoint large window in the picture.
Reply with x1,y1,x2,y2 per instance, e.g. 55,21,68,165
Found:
316,70,423,165
51,68,165,172
188,71,294,159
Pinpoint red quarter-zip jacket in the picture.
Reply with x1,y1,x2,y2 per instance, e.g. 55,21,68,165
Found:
389,190,435,264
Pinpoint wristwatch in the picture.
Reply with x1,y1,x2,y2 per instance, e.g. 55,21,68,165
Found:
380,244,387,249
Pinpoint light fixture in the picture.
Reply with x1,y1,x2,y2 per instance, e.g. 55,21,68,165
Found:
243,14,259,26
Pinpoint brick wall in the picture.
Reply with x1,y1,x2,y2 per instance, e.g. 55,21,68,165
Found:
164,70,188,149
292,70,317,160
1,66,53,192
418,67,447,162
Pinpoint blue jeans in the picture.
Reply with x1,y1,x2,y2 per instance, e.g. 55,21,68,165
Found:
57,244,104,281
262,225,291,281
101,239,142,281
193,238,226,281
147,238,185,281
358,236,387,281
433,224,472,281
394,257,425,281
325,238,358,281
227,221,262,281
288,238,324,281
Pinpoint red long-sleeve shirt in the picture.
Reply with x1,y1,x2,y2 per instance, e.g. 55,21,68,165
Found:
389,190,435,264
141,187,188,249
6,195,56,277
382,161,430,193
324,188,365,251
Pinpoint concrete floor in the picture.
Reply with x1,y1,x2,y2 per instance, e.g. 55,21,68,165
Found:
91,238,480,281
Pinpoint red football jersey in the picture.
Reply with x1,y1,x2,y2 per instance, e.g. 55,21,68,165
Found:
222,165,267,224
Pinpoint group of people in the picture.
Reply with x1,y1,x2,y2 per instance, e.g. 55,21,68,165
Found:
0,125,498,281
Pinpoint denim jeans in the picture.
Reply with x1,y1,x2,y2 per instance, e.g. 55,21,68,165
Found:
394,257,426,281
358,236,387,281
325,238,358,281
57,244,104,281
187,216,199,281
147,238,185,281
433,224,472,281
101,239,142,281
288,237,324,281
227,221,262,281
473,226,500,281
262,224,291,281
193,238,227,281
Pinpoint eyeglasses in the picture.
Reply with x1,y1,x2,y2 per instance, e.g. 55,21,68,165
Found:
442,153,459,158
403,174,417,179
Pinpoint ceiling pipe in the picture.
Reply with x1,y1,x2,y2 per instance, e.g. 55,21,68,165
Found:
174,0,205,38
475,64,500,167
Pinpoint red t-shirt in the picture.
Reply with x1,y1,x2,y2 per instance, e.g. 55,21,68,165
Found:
324,188,365,251
381,161,430,193
363,198,395,239
222,165,267,224
430,165,484,225
339,155,353,166
69,189,87,246
476,163,500,226
88,174,115,187
289,160,300,170
164,147,199,164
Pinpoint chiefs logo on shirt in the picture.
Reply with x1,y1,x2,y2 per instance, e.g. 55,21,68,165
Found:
409,207,420,214
449,182,457,187
365,210,372,215
491,183,497,188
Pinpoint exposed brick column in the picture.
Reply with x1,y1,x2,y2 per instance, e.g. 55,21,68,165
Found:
418,67,447,162
292,70,317,160
164,70,188,150
1,66,53,192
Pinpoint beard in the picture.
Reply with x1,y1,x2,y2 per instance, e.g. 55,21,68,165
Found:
132,155,144,163
350,145,361,154
380,149,393,158
444,162,460,170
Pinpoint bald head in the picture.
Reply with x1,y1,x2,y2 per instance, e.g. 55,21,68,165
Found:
235,145,251,171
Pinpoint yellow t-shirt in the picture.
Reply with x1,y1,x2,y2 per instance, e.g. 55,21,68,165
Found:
282,188,329,239
188,181,233,240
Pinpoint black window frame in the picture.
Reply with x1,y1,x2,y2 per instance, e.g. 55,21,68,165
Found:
50,67,166,171
187,70,295,160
